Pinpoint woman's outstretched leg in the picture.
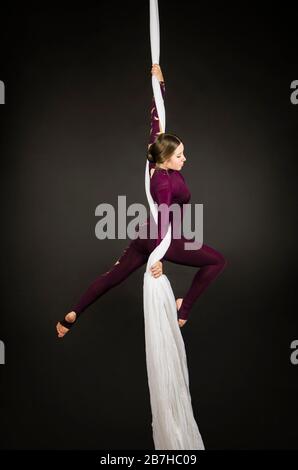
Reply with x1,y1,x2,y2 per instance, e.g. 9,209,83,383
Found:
56,240,149,337
72,241,149,316
164,239,227,321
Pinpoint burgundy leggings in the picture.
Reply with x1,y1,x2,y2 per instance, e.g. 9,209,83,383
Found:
71,235,227,321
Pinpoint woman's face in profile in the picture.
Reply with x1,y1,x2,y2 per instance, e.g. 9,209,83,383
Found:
167,142,186,171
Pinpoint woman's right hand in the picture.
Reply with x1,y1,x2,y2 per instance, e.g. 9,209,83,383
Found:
151,64,164,83
150,260,163,278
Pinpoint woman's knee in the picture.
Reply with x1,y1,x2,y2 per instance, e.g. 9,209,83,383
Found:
215,251,228,271
202,243,227,269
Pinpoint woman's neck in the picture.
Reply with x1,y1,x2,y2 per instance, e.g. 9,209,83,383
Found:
156,164,168,170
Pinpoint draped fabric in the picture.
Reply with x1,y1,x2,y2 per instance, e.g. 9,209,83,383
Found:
142,0,205,450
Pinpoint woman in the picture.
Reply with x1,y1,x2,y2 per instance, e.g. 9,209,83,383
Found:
56,64,227,338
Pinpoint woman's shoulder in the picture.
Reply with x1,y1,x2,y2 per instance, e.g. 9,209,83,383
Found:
153,168,171,178
150,168,172,191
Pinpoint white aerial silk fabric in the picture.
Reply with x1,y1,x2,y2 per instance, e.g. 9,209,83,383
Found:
142,0,205,450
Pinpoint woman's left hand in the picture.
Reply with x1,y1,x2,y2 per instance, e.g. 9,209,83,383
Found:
178,319,187,328
150,260,163,278
151,63,164,83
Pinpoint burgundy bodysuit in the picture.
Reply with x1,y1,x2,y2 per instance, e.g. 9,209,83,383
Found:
66,80,227,323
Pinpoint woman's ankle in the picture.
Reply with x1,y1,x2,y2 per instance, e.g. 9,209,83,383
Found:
65,311,77,322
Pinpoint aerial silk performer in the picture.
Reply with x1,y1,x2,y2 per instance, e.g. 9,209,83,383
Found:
142,1,205,450
56,0,227,450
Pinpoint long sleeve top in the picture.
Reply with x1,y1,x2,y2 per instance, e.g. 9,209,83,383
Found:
147,81,191,249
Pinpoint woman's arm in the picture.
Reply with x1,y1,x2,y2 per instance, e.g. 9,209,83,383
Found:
148,64,166,169
148,80,166,147
153,173,172,250
148,65,168,273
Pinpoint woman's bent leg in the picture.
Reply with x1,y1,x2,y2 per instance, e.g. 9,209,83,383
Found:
71,240,148,317
164,239,227,321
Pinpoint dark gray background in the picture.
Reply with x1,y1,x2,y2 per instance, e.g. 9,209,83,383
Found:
0,3,297,449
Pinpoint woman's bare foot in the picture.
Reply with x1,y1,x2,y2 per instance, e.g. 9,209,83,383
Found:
176,298,187,328
56,311,77,338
